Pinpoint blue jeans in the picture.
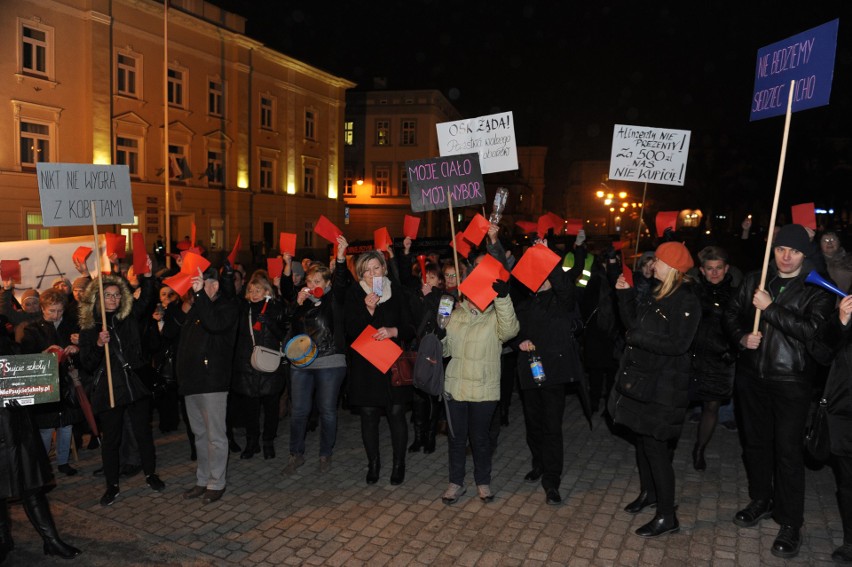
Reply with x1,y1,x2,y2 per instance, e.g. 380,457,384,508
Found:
40,425,73,466
446,399,497,486
289,366,346,457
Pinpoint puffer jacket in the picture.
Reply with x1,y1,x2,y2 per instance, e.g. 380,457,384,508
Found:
442,295,519,402
723,262,836,382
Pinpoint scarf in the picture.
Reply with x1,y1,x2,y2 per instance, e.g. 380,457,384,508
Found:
360,277,392,304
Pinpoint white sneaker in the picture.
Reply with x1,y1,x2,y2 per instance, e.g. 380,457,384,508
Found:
441,483,466,504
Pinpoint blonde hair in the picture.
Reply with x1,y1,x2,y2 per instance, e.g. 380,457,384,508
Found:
654,268,690,300
247,270,274,296
355,251,387,280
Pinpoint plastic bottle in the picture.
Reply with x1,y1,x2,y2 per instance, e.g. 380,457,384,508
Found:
437,294,454,329
529,347,546,385
489,187,509,225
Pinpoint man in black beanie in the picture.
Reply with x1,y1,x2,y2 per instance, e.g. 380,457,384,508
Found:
723,224,835,558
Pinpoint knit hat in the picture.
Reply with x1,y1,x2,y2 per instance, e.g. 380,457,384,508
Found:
774,224,811,255
291,261,305,280
52,277,72,290
72,276,91,291
654,242,694,274
20,289,40,304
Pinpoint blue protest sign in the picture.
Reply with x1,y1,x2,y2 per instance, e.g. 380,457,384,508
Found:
750,19,839,121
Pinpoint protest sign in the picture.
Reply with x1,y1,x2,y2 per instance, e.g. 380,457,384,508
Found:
406,153,486,213
751,19,839,121
36,163,134,227
436,111,518,174
0,235,108,296
609,125,691,186
0,353,60,406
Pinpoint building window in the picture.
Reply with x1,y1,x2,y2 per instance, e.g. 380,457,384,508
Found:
167,67,185,107
20,121,50,167
168,144,191,180
304,221,313,248
260,95,275,129
115,136,140,177
119,217,140,256
305,110,316,140
399,168,409,196
208,80,224,117
343,169,354,196
20,22,52,78
376,120,390,146
401,120,416,146
116,53,139,97
260,159,275,192
26,212,49,240
344,121,354,146
374,167,390,196
206,150,224,185
303,164,316,195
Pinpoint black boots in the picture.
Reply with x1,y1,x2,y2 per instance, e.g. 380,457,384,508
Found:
240,437,260,460
624,490,657,514
733,498,774,528
635,513,679,537
366,458,381,485
390,460,406,485
263,442,276,460
408,429,424,453
22,492,82,559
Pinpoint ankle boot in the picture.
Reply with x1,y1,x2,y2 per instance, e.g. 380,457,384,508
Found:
241,437,260,459
408,429,424,453
0,499,13,564
366,458,381,485
624,490,657,514
390,460,406,485
635,512,679,537
262,442,276,460
22,492,81,559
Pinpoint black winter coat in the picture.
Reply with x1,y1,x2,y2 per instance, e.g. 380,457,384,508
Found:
821,314,852,456
723,263,836,383
608,282,701,441
690,274,737,401
232,297,287,397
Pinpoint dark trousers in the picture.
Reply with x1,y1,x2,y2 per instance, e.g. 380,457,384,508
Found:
834,455,852,544
243,392,283,443
737,373,811,528
98,397,156,487
447,400,497,486
636,434,676,515
360,405,407,463
521,383,566,490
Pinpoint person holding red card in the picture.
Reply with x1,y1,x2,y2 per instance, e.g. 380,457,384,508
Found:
344,250,415,486
608,241,701,538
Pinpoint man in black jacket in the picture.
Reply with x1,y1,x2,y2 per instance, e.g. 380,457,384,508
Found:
724,224,835,559
176,266,238,504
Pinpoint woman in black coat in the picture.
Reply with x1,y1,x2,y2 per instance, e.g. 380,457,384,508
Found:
608,241,701,538
344,251,415,486
231,271,287,459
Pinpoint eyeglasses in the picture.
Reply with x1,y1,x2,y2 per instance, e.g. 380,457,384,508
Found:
822,238,837,243
104,292,121,300
444,273,457,278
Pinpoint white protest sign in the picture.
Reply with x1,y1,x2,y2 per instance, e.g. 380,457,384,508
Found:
0,235,107,295
608,124,691,186
437,111,518,174
36,163,134,226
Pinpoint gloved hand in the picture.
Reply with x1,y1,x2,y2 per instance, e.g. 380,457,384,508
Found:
575,229,586,247
492,279,509,298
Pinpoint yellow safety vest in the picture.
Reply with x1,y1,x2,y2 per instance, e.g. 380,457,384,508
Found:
562,252,593,287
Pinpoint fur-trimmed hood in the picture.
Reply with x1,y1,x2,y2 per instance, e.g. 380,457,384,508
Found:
78,274,134,330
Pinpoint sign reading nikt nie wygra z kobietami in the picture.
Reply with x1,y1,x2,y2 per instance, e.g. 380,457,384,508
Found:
608,124,691,187
0,354,60,407
36,163,135,227
436,111,518,175
751,19,838,121
407,153,486,213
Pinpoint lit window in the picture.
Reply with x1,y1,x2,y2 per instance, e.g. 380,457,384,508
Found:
21,22,51,78
116,53,139,97
343,169,354,195
26,212,49,241
344,121,354,146
119,217,140,257
208,80,224,117
20,121,50,167
206,150,224,185
401,120,416,145
260,95,275,129
376,120,390,146
303,164,316,195
260,159,275,192
305,110,316,140
167,67,185,107
374,167,389,196
115,136,140,177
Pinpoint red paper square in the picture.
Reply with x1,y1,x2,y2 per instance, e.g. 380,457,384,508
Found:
227,234,241,266
314,215,343,243
373,227,392,251
655,211,679,237
105,233,126,258
403,215,420,240
279,232,297,256
181,252,211,277
791,202,817,230
0,260,21,283
267,257,284,279
511,243,561,292
515,221,537,234
612,241,626,251
132,233,147,275
161,273,192,296
450,232,472,258
463,214,490,247
623,264,634,287
458,254,510,311
350,324,403,374
565,218,583,236
73,246,92,265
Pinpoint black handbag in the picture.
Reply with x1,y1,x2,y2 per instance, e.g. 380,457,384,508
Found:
804,397,831,461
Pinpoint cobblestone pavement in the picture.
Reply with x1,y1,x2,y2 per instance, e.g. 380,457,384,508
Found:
5,394,844,566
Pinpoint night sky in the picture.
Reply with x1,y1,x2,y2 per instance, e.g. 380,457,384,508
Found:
206,1,851,222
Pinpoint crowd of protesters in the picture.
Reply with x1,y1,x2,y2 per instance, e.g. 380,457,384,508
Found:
3,214,852,564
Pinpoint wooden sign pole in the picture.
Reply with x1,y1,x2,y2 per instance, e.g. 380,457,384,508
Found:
91,202,115,408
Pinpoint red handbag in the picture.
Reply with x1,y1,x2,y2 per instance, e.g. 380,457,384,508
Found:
390,351,417,387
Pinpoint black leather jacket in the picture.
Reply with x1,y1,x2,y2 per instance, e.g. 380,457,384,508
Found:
723,262,835,383
284,260,350,359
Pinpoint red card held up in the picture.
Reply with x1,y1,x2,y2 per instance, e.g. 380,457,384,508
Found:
565,218,583,236
544,212,565,234
515,220,537,234
161,273,191,296
162,252,211,296
403,215,420,240
612,241,626,251
463,214,490,247
373,227,392,252
314,215,343,243
450,232,472,258
132,233,147,275
73,246,92,265
351,324,403,374
622,264,634,287
279,232,297,256
511,243,561,292
0,260,21,283
267,257,284,279
105,233,126,258
791,202,817,231
655,211,679,237
227,234,241,266
458,254,509,312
